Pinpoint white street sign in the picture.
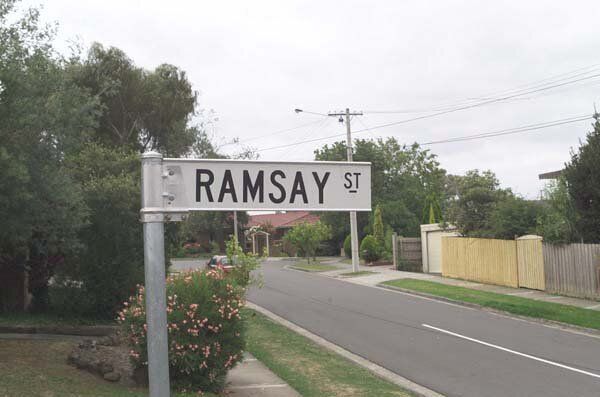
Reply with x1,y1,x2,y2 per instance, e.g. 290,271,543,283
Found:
161,158,371,212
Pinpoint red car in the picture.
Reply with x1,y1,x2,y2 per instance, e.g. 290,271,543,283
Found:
206,255,234,272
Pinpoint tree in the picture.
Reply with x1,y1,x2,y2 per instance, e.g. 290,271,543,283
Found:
421,193,443,224
489,196,541,239
445,170,512,237
315,138,446,245
536,178,580,243
0,1,95,310
70,43,197,156
563,114,600,242
283,222,331,263
372,205,385,246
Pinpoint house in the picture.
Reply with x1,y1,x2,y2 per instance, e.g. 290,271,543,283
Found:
243,211,320,255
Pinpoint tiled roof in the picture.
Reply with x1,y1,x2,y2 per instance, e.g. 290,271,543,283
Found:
245,211,320,229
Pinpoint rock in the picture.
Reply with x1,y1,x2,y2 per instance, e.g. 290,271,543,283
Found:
67,352,80,365
99,361,114,375
103,371,121,382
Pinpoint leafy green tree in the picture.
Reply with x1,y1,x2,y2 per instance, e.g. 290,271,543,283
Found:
70,43,197,156
59,144,142,317
563,114,600,242
536,178,580,243
445,170,512,237
0,1,95,310
489,196,541,239
284,222,331,263
315,138,445,245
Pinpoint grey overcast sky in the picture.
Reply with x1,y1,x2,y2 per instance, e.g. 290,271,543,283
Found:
24,0,600,197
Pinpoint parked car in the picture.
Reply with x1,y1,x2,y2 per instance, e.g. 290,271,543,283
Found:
206,255,234,272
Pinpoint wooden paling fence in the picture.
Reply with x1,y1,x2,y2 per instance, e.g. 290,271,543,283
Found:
441,237,519,288
543,243,600,299
441,236,600,298
397,237,422,272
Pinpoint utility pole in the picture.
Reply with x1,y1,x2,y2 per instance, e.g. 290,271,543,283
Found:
233,210,239,243
294,107,364,272
329,108,363,273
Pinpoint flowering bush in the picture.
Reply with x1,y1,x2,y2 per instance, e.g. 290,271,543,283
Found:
182,242,204,256
118,268,246,393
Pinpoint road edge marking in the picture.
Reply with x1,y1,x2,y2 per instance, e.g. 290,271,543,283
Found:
246,301,445,397
422,323,600,380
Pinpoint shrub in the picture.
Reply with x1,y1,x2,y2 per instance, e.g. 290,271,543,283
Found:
182,242,203,257
360,235,381,263
118,269,246,393
343,235,352,258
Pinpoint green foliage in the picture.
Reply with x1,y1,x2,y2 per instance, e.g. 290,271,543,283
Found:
373,205,385,246
563,114,600,242
58,144,143,317
315,139,446,245
421,193,443,224
225,236,261,288
360,235,381,263
119,270,246,393
445,170,513,237
536,178,580,243
489,196,541,239
0,1,94,310
343,235,352,258
283,222,331,263
70,43,197,156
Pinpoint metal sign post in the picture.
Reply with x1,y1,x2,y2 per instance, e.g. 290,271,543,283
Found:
140,152,371,397
140,152,171,397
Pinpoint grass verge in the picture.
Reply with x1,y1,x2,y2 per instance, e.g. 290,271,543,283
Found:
339,271,377,277
0,339,214,397
382,278,600,330
0,312,112,327
244,309,412,397
341,258,366,265
290,262,339,272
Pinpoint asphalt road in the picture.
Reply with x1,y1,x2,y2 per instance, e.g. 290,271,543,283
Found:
246,259,600,397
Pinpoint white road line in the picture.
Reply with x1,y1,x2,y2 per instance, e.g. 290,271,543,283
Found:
422,323,600,380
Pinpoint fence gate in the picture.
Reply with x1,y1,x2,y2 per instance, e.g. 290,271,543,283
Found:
516,235,545,290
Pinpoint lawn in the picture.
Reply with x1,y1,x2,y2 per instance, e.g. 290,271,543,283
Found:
0,338,214,397
0,312,112,327
382,278,600,330
244,309,412,397
0,310,412,397
289,262,339,272
339,271,377,277
341,258,366,265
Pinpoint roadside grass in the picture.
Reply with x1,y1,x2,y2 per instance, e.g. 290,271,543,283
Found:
244,309,413,397
339,271,377,277
0,312,112,327
382,278,600,330
341,258,366,265
0,339,214,397
290,262,339,272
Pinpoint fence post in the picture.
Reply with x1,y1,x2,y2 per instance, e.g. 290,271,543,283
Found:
392,232,398,269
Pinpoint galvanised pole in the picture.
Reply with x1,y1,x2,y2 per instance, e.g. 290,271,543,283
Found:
140,151,170,397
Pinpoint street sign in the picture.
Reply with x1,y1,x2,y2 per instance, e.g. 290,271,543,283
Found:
139,152,371,397
161,158,371,212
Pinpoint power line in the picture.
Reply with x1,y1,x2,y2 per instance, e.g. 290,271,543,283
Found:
420,114,593,145
257,72,600,153
257,113,595,152
363,63,600,114
220,118,326,147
